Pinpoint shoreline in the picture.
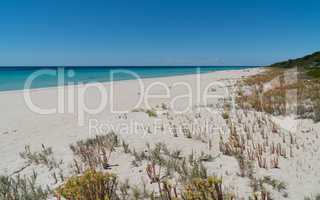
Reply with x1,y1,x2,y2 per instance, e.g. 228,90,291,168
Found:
0,67,263,94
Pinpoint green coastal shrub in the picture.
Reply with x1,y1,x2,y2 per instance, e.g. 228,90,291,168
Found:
181,176,233,200
57,170,118,200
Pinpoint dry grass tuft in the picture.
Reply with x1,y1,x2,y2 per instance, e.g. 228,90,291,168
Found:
69,132,119,171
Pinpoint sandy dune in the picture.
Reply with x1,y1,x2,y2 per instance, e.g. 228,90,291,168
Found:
1,67,320,200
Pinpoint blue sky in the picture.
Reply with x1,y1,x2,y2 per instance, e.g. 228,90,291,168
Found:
0,0,319,66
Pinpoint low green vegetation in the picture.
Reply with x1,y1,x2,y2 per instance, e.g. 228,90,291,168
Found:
306,68,320,79
267,51,320,70
146,109,157,117
269,51,320,79
131,108,158,117
57,170,118,200
19,144,61,170
0,171,51,200
56,140,233,200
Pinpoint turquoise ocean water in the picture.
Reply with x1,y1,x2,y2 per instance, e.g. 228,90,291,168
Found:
0,66,257,91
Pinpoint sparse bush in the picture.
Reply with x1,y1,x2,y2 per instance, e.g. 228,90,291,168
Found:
262,176,287,192
0,171,51,200
19,144,61,170
249,176,287,199
57,170,119,200
181,176,231,200
19,144,65,184
69,132,119,170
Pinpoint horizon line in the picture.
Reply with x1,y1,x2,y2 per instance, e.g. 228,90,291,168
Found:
0,65,261,68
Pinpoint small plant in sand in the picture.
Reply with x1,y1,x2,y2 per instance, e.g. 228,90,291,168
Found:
132,143,209,181
222,112,229,120
133,143,211,182
198,151,214,162
222,101,231,122
182,126,192,139
219,124,245,157
249,175,288,200
118,179,130,200
171,124,178,137
264,176,286,192
131,148,148,167
145,161,231,200
19,144,61,170
250,191,272,200
19,144,65,184
160,179,179,199
304,194,320,200
122,141,131,154
69,132,119,171
147,163,233,200
57,169,119,200
237,154,254,178
0,171,51,200
146,163,166,198
161,103,168,110
146,109,158,117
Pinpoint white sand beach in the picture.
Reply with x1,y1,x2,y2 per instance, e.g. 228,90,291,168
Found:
1,68,320,200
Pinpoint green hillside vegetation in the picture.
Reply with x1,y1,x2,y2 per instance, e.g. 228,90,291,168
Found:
267,51,320,79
